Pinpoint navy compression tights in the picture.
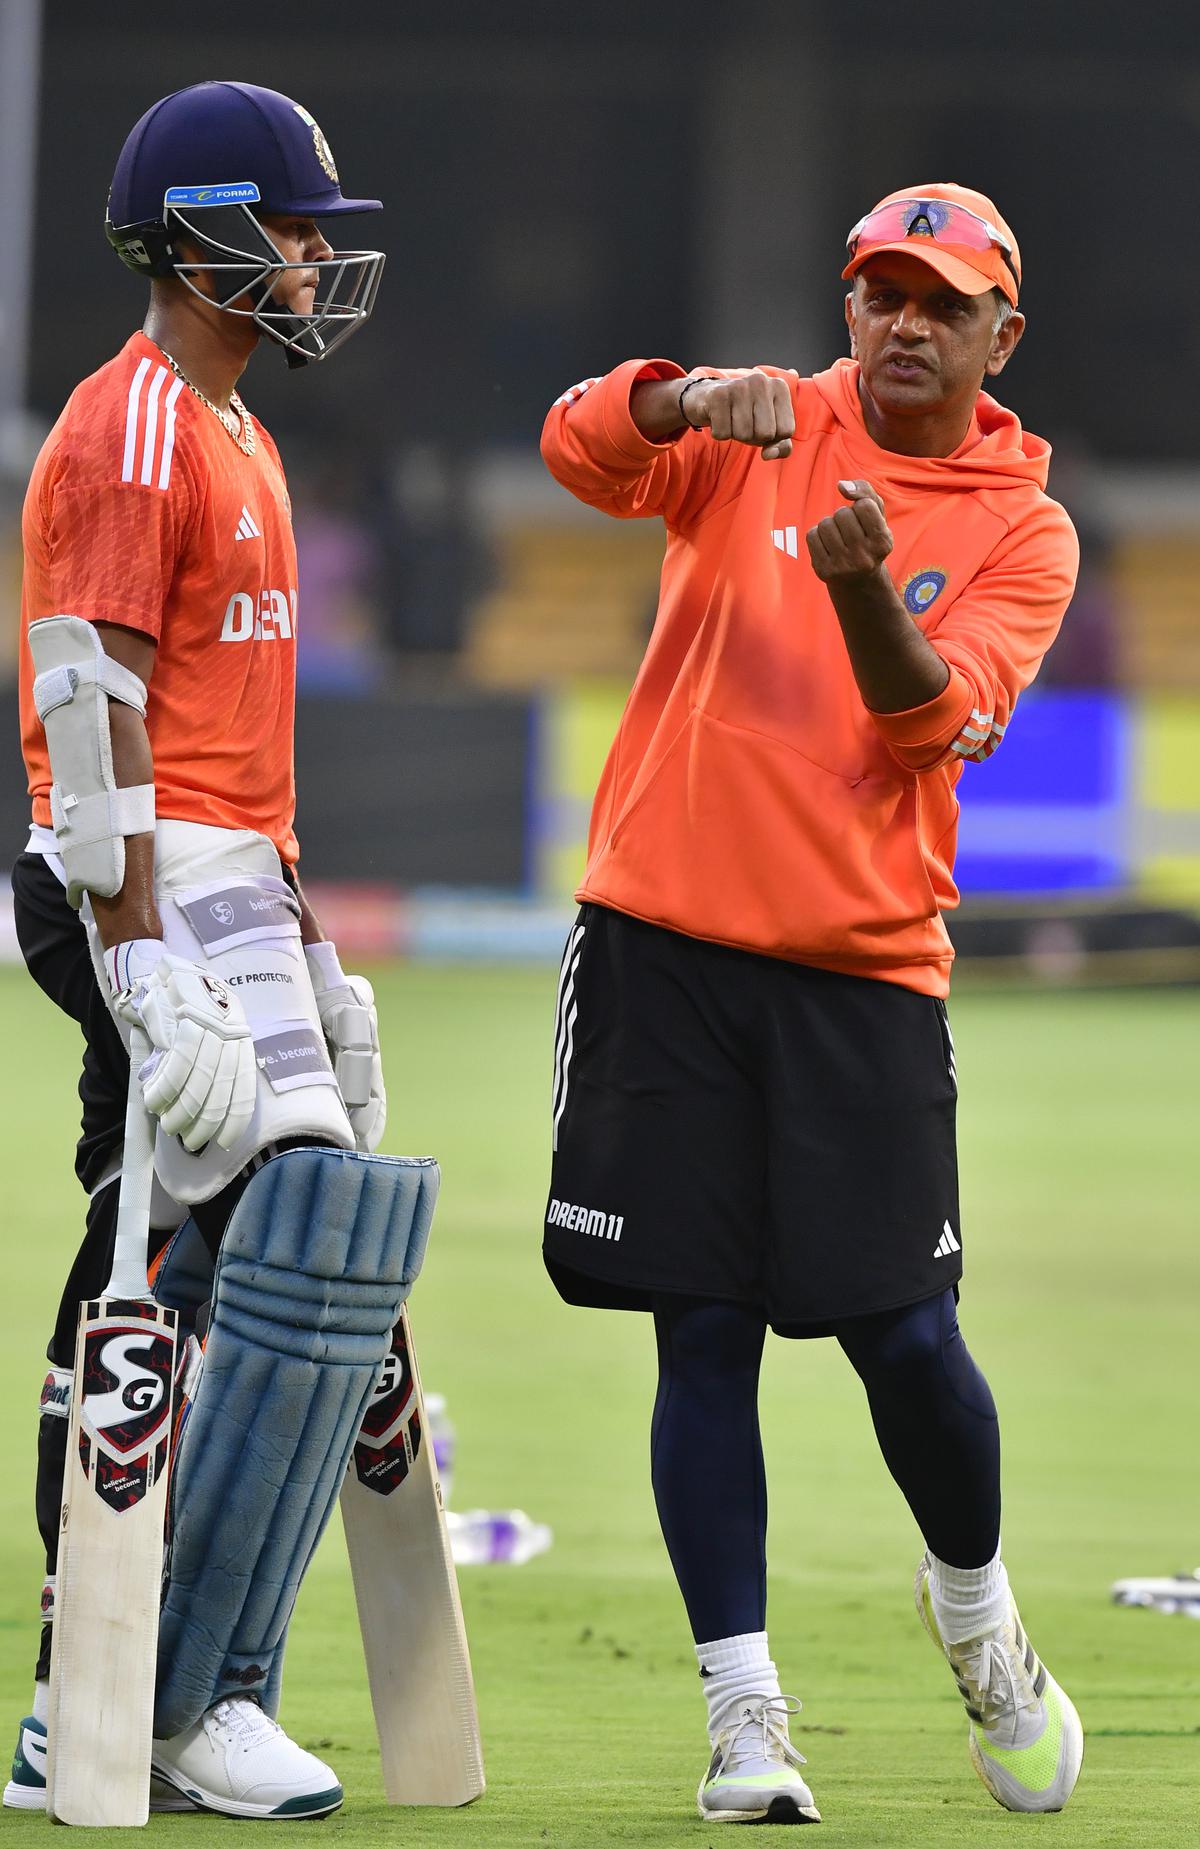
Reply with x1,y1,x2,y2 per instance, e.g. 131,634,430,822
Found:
649,1291,1000,1643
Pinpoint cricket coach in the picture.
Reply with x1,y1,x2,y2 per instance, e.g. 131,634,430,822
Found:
540,185,1083,1824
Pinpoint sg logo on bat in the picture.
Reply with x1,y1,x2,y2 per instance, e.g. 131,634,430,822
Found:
75,1308,177,1513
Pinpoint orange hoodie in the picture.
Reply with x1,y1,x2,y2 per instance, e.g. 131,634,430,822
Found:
540,357,1078,997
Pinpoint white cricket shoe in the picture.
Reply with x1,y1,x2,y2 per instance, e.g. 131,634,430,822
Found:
915,1557,1083,1812
151,1696,343,1819
3,1714,194,1812
697,1695,821,1824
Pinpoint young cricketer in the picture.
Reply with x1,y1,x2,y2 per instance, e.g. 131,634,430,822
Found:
8,82,388,1819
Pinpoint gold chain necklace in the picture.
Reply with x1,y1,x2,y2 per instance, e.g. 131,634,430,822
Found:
152,344,256,456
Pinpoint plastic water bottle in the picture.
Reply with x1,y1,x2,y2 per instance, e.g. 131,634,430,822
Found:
425,1392,455,1506
447,1509,554,1567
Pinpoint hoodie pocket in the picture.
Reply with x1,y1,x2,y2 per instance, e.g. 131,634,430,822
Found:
601,709,945,965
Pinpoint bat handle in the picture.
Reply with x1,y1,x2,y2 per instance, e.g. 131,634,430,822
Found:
105,1026,157,1301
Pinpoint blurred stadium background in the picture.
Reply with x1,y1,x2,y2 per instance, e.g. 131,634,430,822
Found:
2,0,1199,981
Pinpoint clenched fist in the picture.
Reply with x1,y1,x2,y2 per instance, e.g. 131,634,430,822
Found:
680,369,795,460
806,480,894,583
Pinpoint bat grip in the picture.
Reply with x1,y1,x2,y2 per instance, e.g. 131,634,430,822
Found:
105,1026,157,1301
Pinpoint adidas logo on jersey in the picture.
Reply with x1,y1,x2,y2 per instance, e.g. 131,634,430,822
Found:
771,525,799,557
235,506,261,541
933,1220,961,1259
219,588,297,643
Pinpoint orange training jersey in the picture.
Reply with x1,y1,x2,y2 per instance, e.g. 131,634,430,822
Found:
20,331,301,864
541,357,1079,996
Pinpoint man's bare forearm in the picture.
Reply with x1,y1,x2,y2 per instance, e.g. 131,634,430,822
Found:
825,567,951,715
290,869,326,946
630,378,690,442
806,480,950,715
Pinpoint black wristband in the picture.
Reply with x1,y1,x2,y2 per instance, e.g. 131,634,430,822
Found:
678,378,705,428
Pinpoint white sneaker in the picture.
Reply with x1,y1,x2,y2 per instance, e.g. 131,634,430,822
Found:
151,1696,343,1819
916,1557,1083,1813
697,1695,822,1824
3,1713,194,1813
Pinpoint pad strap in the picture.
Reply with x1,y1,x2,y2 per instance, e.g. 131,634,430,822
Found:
47,783,156,849
32,651,148,721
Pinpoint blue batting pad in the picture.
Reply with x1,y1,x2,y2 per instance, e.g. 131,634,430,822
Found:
152,1217,215,1343
153,1146,437,1736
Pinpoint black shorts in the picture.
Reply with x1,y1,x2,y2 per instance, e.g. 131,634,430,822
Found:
543,905,961,1335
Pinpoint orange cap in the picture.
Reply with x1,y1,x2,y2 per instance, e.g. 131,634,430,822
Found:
842,183,1021,306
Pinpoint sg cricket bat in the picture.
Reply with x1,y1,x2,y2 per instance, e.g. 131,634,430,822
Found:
46,1030,177,1827
341,1304,485,1806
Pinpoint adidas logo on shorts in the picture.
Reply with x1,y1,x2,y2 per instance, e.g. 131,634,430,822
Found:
933,1220,961,1258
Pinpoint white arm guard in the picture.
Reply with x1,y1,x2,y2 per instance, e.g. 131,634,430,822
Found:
29,614,156,908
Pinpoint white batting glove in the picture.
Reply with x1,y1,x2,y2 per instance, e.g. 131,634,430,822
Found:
104,940,257,1153
305,940,387,1154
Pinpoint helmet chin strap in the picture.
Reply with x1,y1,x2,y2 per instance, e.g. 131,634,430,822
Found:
231,271,316,369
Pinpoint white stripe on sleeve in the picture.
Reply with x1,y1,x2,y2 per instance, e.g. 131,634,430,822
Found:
121,356,152,483
138,366,168,486
554,377,600,407
156,376,184,490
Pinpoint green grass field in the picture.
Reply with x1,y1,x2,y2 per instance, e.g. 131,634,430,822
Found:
0,963,1196,1846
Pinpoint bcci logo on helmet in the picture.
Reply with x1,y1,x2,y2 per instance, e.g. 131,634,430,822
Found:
292,102,338,182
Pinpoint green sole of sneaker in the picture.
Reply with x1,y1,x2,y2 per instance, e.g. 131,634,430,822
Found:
148,1773,343,1822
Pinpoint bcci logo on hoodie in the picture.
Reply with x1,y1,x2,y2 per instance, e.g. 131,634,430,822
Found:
902,568,947,615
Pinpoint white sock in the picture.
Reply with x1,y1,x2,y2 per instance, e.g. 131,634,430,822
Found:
32,1681,49,1726
927,1548,1010,1644
695,1631,781,1745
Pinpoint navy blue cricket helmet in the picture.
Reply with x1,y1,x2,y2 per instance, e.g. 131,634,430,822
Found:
106,81,384,366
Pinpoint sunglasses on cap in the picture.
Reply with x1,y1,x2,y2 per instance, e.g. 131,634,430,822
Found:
846,198,1019,288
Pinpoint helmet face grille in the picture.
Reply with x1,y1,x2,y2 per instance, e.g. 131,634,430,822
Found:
109,200,385,365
